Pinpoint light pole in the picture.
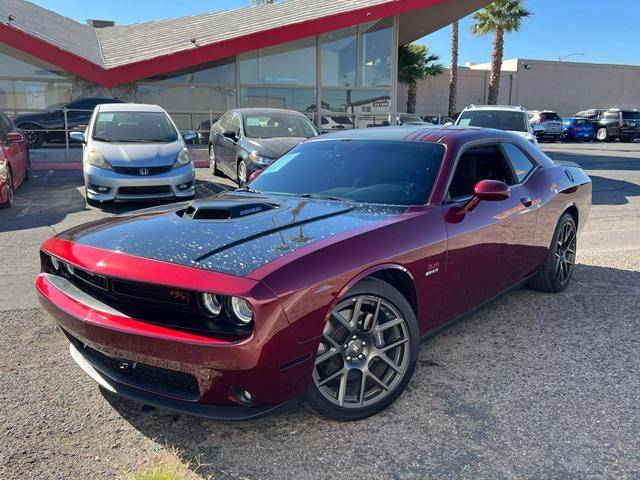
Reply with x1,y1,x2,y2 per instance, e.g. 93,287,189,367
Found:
558,53,585,62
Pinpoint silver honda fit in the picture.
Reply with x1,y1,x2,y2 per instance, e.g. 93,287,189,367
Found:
70,103,197,204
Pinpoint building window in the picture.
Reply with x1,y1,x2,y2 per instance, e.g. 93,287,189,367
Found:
239,37,317,86
321,26,357,88
240,87,316,114
137,85,237,113
145,57,236,85
321,89,390,131
358,18,393,88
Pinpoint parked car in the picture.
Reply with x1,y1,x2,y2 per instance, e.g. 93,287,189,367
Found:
423,114,455,125
0,110,30,208
396,114,432,126
528,110,564,142
13,97,125,149
576,108,640,142
69,103,197,205
455,105,541,145
562,117,595,142
209,108,319,185
37,125,591,421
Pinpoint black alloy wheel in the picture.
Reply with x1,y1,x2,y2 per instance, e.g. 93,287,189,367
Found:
20,124,44,149
307,278,419,421
237,159,248,186
530,213,577,293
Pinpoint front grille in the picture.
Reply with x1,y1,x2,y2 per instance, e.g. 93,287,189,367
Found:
74,267,109,290
70,336,200,400
112,279,191,305
118,185,172,195
112,166,172,176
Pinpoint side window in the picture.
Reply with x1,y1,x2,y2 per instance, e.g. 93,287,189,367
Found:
501,143,535,183
604,111,619,120
0,114,8,140
448,144,516,199
229,114,241,136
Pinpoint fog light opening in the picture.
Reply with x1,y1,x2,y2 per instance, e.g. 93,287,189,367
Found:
178,182,193,191
230,386,254,407
90,184,111,194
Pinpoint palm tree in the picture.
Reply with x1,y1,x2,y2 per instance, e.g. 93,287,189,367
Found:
398,43,443,114
471,0,531,105
448,21,459,118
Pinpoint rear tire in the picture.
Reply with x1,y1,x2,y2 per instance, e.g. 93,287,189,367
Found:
19,123,44,149
306,278,419,421
595,127,609,142
208,145,220,175
529,213,577,293
24,151,32,180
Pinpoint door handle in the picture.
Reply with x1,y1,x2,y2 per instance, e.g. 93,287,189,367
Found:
520,197,533,207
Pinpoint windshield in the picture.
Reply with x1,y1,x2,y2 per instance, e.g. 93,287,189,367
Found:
400,114,426,123
250,139,445,206
243,114,317,139
92,111,179,143
458,110,528,132
540,112,561,122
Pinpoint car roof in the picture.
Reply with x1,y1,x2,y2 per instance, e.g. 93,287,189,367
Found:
233,108,309,117
462,105,526,112
312,125,521,144
97,103,166,112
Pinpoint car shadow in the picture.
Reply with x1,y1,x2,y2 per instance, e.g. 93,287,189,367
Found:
99,262,640,479
588,175,640,206
0,172,234,232
544,150,640,172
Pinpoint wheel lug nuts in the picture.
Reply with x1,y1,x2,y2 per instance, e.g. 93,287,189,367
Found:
358,354,364,359
352,335,357,340
362,341,366,346
346,356,352,361
344,344,348,348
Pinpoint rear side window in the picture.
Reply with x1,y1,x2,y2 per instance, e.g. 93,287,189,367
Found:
540,113,561,122
604,111,620,120
622,112,640,120
502,143,535,183
217,112,232,131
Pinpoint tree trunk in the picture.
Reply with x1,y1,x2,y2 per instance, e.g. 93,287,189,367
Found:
448,21,459,118
407,81,417,114
488,26,504,105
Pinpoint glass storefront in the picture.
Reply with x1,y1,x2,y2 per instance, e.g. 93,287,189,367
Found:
0,17,396,134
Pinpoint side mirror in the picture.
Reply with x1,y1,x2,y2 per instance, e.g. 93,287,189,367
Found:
6,132,24,144
69,131,86,143
444,121,454,127
462,180,510,214
533,124,545,133
182,131,197,142
223,130,238,141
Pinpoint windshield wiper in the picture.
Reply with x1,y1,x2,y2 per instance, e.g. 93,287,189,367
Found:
92,136,112,143
236,186,263,195
298,193,352,203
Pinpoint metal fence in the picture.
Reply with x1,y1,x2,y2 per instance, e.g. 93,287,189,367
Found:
9,106,446,163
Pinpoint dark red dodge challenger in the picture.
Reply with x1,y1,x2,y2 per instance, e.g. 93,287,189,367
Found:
37,126,591,421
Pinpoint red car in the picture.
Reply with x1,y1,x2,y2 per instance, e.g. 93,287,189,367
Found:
36,126,591,421
1,111,31,208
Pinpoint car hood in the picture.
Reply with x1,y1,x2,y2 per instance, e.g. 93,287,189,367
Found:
244,137,307,159
57,192,406,277
93,141,183,167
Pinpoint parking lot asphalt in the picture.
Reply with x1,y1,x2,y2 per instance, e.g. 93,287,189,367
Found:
1,142,639,479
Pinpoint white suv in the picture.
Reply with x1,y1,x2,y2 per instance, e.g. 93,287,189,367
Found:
454,105,540,145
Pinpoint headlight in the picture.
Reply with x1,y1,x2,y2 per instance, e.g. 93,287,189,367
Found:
173,148,192,169
62,262,75,276
201,293,223,316
50,256,60,272
248,152,274,166
87,149,111,170
230,297,254,325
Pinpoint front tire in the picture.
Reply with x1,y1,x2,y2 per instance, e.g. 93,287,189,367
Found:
24,151,32,180
237,159,248,186
208,145,220,175
0,167,15,209
307,278,419,421
529,213,577,293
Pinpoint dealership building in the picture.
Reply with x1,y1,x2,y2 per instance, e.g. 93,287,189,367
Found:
0,0,487,132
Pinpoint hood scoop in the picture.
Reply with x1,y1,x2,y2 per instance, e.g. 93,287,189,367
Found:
178,200,279,220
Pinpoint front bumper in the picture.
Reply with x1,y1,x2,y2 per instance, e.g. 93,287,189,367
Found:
36,268,315,419
83,163,195,202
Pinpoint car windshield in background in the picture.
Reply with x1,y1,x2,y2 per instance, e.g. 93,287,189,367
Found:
458,111,528,132
540,113,561,121
622,112,640,120
243,114,317,139
400,115,426,123
92,111,179,143
250,139,445,206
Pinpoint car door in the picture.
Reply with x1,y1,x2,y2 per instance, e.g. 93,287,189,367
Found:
441,141,540,322
212,112,232,175
221,113,242,176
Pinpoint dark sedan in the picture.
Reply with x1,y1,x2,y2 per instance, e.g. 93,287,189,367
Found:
208,108,318,185
13,97,125,148
37,126,591,421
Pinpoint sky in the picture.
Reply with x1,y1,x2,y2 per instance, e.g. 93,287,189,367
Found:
31,0,639,67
